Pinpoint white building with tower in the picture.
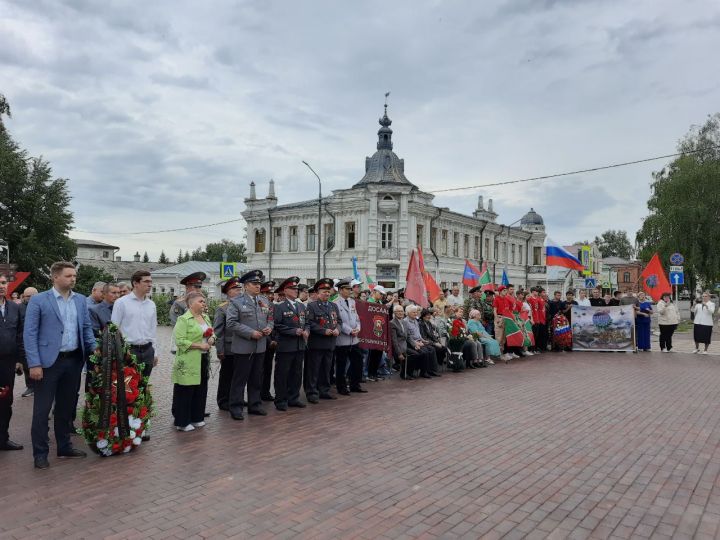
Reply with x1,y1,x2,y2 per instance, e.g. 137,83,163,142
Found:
242,104,547,291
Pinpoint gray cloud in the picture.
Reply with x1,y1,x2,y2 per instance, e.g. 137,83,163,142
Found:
1,0,719,260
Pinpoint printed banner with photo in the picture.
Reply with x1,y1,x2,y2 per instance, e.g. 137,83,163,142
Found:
571,305,636,352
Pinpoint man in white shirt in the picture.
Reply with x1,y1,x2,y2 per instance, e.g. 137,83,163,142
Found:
446,285,464,306
111,270,157,377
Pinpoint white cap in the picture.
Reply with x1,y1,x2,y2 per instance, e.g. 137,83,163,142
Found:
350,279,362,287
373,285,388,295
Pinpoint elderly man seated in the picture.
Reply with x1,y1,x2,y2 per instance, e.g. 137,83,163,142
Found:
402,305,439,379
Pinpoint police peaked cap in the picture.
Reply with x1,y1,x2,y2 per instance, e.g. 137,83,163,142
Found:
275,276,300,293
239,269,264,284
180,272,206,287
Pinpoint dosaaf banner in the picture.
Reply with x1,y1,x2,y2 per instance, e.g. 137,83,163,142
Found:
571,305,635,352
356,300,391,357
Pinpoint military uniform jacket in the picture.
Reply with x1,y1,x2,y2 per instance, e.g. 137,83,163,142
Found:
463,297,484,320
212,301,233,356
333,297,360,347
306,300,340,351
273,299,308,353
226,293,274,355
169,299,188,325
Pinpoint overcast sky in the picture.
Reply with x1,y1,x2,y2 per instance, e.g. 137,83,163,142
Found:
2,0,719,261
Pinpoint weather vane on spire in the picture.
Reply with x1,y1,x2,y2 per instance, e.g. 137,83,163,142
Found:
384,91,390,114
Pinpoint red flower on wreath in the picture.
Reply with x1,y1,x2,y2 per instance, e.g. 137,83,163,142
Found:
123,366,142,404
203,327,214,338
139,406,148,419
110,413,118,427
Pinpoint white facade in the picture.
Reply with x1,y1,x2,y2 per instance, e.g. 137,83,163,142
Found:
243,107,547,291
150,261,246,299
73,239,119,261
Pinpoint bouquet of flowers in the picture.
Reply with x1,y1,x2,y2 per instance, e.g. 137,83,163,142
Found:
82,324,154,457
448,318,469,352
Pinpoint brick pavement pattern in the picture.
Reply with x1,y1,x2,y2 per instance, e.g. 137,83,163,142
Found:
3,327,720,539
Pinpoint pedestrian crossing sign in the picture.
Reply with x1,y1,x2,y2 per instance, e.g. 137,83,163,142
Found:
221,263,237,279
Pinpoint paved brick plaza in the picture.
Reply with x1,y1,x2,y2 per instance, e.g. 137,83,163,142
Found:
2,328,720,539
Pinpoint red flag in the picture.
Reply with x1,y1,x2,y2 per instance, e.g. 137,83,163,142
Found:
405,249,429,307
5,272,30,298
640,253,672,301
417,244,426,274
424,271,443,303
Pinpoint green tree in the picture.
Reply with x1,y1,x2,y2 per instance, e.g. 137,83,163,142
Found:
0,94,76,288
594,230,635,260
74,264,114,296
189,246,206,261
158,250,169,264
636,113,720,290
205,239,247,262
176,250,183,263
142,251,149,262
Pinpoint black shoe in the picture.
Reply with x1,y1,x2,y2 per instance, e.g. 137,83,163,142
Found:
421,373,432,379
218,404,230,411
319,394,337,400
338,388,351,396
230,411,244,420
350,387,368,393
21,388,34,397
34,456,50,469
248,408,268,416
141,434,150,442
204,411,211,418
57,448,87,459
261,394,274,402
428,372,440,377
275,403,288,411
0,440,23,451
307,397,319,404
288,401,307,408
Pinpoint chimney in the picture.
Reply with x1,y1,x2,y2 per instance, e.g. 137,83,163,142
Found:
249,181,257,200
267,179,276,199
115,256,122,262
477,195,484,210
488,198,494,213
133,252,141,262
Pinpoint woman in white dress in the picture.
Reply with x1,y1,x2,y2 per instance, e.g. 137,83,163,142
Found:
692,291,716,354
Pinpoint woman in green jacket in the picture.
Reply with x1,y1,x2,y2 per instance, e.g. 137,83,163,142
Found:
172,292,215,431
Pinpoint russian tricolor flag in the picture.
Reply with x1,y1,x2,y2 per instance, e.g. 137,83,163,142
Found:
545,239,585,271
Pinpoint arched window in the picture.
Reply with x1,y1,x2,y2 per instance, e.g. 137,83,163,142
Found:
255,228,266,253
383,195,394,201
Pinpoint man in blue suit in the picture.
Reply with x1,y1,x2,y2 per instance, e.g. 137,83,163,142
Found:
23,261,97,469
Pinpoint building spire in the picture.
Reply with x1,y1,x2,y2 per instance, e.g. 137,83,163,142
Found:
249,181,256,200
377,92,393,150
267,178,276,199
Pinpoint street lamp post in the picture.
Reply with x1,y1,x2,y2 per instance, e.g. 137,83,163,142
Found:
302,161,323,281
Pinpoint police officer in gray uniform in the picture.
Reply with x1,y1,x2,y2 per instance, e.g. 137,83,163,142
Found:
304,278,340,403
226,270,274,420
272,276,308,411
213,276,243,411
333,278,366,395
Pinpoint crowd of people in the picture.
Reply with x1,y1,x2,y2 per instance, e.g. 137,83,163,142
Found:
0,262,715,468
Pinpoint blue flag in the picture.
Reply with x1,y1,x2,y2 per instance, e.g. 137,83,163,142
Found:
501,268,509,286
351,256,360,281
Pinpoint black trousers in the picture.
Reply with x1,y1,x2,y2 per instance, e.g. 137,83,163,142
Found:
31,349,84,458
305,348,333,399
229,352,263,414
172,354,209,426
335,345,363,391
262,345,275,397
405,349,428,375
216,352,235,410
533,323,547,352
274,349,304,406
659,324,678,351
0,355,16,445
367,349,383,378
